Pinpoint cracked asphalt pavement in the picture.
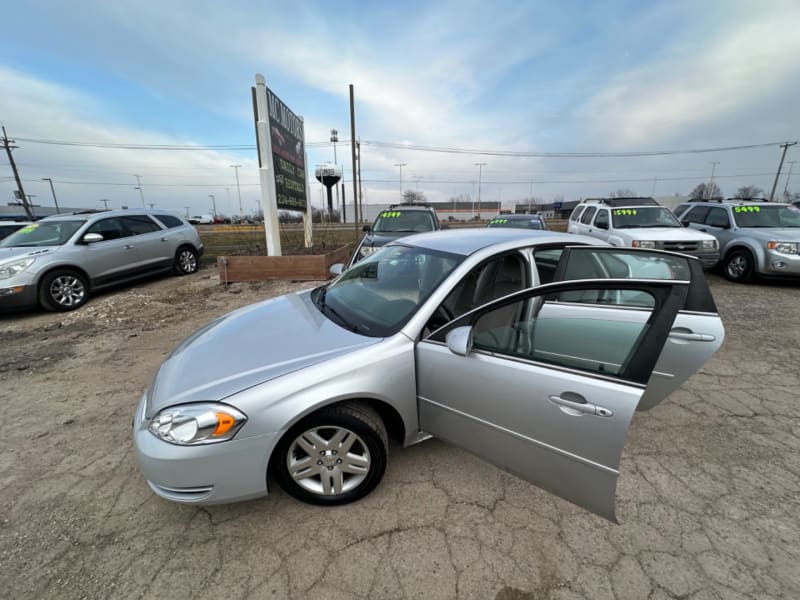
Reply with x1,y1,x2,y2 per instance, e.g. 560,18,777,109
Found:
1,270,798,599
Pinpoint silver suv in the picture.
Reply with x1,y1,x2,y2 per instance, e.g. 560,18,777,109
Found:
567,197,720,268
0,210,203,311
674,200,800,282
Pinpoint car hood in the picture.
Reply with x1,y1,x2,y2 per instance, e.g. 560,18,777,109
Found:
146,289,380,416
0,246,59,263
739,227,800,241
620,228,715,241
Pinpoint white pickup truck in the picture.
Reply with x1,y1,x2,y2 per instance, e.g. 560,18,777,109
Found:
567,198,720,268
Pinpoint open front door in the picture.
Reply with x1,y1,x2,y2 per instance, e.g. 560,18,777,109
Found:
416,278,703,521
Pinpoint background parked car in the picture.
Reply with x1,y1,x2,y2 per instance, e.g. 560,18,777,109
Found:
0,220,33,242
346,204,441,268
567,197,720,268
487,214,549,230
673,199,800,282
188,215,214,225
0,210,203,312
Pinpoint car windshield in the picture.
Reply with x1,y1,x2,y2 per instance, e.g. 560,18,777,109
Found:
372,210,436,233
611,207,681,228
732,205,800,227
488,217,545,230
0,220,85,247
315,244,463,337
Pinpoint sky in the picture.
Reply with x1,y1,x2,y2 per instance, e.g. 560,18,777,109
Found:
1,0,799,216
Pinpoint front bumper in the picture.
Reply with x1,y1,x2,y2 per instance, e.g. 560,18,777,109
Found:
0,284,37,310
133,394,279,504
761,250,800,277
684,249,720,269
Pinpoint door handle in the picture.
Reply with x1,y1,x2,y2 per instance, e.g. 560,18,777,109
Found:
548,394,613,417
124,244,135,249
161,237,169,242
669,328,715,342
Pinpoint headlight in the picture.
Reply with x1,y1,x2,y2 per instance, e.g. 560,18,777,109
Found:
148,403,247,445
0,257,35,280
702,239,718,249
631,240,656,249
359,245,378,257
767,241,799,255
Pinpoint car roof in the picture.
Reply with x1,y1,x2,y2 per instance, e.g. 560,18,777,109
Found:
0,220,33,225
394,228,604,256
493,214,544,219
40,209,182,222
381,205,434,212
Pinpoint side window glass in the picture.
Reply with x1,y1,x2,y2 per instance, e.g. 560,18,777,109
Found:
155,214,183,228
556,248,691,308
593,210,609,229
686,206,710,224
122,215,161,235
705,208,730,228
569,206,585,222
86,218,126,241
579,207,597,224
435,254,527,327
533,248,563,285
471,288,655,379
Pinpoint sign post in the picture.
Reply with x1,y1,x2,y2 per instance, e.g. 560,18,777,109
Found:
253,73,310,255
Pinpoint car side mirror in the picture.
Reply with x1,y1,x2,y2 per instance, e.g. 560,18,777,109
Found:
362,225,371,232
329,263,344,277
446,326,473,356
681,220,690,227
82,233,104,244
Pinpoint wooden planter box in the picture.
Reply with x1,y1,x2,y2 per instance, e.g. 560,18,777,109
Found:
217,245,352,283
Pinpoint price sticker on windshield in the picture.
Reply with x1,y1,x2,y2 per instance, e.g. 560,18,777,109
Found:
734,206,760,213
18,224,38,233
380,211,402,218
613,209,637,216
491,218,509,224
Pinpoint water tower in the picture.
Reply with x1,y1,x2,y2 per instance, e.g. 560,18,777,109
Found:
315,163,342,214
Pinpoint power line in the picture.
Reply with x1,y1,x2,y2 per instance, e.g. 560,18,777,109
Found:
11,135,794,158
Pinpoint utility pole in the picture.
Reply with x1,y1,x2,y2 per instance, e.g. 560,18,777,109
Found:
26,195,37,219
41,178,61,214
394,163,407,200
331,129,340,218
133,174,145,207
770,142,798,201
230,165,243,221
783,161,797,198
2,126,34,219
209,194,217,218
184,206,191,217
475,162,487,218
100,199,110,210
707,162,719,200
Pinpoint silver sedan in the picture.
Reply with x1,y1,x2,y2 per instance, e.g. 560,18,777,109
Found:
133,229,724,522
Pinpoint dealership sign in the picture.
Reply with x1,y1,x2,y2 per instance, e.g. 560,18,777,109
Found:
263,88,308,211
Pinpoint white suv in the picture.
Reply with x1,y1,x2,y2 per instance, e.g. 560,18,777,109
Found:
567,198,719,268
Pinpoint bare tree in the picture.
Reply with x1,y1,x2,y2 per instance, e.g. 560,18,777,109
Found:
689,182,722,201
608,188,638,198
734,185,765,200
402,190,427,204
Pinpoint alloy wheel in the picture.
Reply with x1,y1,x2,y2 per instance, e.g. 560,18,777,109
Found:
178,249,197,273
50,275,86,307
287,426,371,496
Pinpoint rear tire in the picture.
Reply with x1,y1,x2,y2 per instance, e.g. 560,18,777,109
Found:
174,246,199,275
273,402,388,505
39,269,89,312
723,249,755,283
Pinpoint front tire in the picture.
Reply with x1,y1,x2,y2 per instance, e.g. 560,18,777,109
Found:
175,246,199,275
39,269,89,312
273,402,388,505
723,249,755,283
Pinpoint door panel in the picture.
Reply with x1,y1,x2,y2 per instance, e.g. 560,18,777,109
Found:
551,246,724,409
417,279,691,521
82,217,141,282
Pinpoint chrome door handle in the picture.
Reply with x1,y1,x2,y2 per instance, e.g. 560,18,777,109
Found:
125,244,135,249
161,237,169,242
548,394,613,417
669,329,715,342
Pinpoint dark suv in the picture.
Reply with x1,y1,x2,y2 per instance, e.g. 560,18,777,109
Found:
347,204,441,267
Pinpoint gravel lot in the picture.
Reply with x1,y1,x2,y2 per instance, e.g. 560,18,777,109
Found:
1,269,798,600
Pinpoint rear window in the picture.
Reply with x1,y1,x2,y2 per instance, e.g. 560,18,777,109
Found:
154,214,184,228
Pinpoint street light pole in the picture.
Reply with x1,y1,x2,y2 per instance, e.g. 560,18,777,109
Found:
331,129,340,217
707,162,719,200
784,161,797,198
394,163,407,200
133,174,145,207
100,199,110,210
209,194,217,218
41,178,61,214
231,165,243,221
475,162,487,218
